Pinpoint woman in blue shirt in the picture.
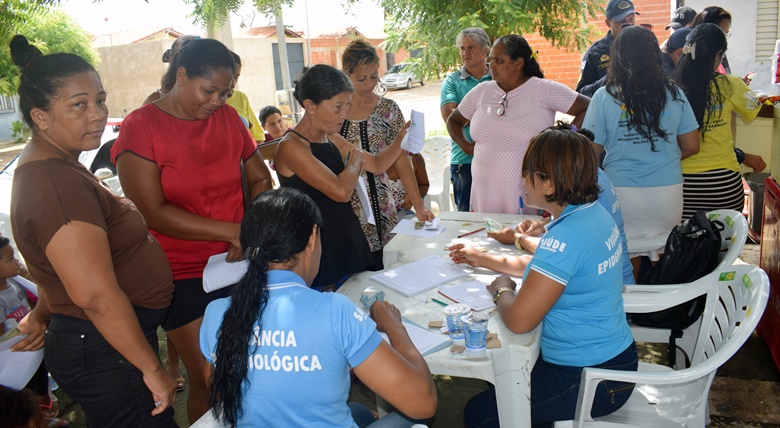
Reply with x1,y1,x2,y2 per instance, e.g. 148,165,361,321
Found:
582,25,699,265
463,128,637,427
200,188,436,427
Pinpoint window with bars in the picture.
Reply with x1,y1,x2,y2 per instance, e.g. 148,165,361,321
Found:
756,0,779,63
0,95,14,113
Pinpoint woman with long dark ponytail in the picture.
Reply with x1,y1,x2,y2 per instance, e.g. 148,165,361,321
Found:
671,23,774,219
200,188,437,427
583,25,699,266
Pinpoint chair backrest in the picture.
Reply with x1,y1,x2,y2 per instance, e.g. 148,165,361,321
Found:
621,265,768,423
706,209,748,268
421,136,452,211
687,264,768,367
421,136,451,189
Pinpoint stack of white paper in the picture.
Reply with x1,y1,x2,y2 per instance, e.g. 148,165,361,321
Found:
379,320,450,356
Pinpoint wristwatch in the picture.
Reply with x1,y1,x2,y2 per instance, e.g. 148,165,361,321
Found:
492,287,514,303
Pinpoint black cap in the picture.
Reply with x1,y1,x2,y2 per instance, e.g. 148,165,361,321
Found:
665,6,696,30
667,27,693,51
606,0,639,22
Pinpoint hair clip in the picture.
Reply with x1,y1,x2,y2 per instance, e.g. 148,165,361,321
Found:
530,50,539,61
245,246,260,260
570,124,578,132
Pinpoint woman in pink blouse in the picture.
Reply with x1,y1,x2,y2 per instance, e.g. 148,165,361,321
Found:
447,34,590,214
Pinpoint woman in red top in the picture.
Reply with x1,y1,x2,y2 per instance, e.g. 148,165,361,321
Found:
112,38,272,423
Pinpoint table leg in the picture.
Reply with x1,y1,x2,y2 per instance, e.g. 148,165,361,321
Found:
491,345,537,428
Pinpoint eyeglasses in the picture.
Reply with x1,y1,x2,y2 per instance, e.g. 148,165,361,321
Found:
725,31,732,39
497,93,507,116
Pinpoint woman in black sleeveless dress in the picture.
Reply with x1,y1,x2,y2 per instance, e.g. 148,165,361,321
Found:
274,65,409,290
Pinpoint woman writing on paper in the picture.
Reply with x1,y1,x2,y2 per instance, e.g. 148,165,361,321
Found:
462,128,637,427
274,65,410,291
200,188,437,427
451,123,634,286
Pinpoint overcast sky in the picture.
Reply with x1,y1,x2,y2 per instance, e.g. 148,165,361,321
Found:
60,0,386,38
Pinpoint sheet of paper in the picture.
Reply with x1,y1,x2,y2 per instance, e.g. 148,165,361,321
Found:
203,252,249,293
0,337,43,389
11,275,37,297
379,320,450,356
371,255,472,296
401,110,425,154
438,279,495,312
356,176,376,225
391,218,446,238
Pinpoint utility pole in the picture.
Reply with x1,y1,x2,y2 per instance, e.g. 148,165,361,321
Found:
275,7,296,122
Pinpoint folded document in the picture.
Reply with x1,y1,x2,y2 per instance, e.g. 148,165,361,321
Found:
203,252,249,293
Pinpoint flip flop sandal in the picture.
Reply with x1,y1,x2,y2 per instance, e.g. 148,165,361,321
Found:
176,377,186,392
40,393,60,419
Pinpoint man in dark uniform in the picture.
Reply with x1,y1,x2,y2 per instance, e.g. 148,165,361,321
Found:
661,27,693,76
575,0,638,97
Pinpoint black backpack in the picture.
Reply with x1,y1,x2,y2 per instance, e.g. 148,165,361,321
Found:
630,210,725,367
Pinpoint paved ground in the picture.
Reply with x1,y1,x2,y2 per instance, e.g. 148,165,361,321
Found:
12,82,780,426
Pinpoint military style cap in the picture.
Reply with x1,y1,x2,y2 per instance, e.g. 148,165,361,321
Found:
606,0,639,22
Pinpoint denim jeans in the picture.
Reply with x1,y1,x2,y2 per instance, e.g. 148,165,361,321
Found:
451,164,473,212
45,307,177,428
464,342,638,427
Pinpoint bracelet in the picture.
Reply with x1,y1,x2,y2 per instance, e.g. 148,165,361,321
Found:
514,233,527,251
492,287,515,303
735,148,745,164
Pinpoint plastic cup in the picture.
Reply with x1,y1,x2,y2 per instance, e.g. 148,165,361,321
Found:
462,312,489,349
443,304,470,340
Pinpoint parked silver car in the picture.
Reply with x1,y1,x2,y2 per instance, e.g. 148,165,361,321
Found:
381,63,424,90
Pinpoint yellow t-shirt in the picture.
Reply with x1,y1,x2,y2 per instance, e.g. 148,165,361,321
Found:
681,74,761,174
226,90,265,142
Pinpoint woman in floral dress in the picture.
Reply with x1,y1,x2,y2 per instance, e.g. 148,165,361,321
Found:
340,38,434,269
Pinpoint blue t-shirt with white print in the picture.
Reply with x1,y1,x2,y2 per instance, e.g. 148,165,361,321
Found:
583,86,698,187
525,202,633,367
597,169,634,285
200,270,382,427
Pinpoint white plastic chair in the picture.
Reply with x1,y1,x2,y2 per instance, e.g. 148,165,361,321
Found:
554,264,769,427
626,209,748,262
707,209,748,268
626,209,749,360
420,136,453,212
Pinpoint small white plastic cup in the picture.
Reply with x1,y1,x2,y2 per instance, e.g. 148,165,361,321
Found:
443,304,470,340
462,312,489,349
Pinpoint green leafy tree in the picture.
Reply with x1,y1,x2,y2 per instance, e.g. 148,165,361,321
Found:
0,5,98,95
184,0,293,36
186,0,602,79
365,0,602,78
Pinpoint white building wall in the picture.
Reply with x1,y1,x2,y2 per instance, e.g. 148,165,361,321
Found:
686,0,778,92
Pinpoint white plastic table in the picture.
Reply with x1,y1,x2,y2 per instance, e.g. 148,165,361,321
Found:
338,211,541,428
